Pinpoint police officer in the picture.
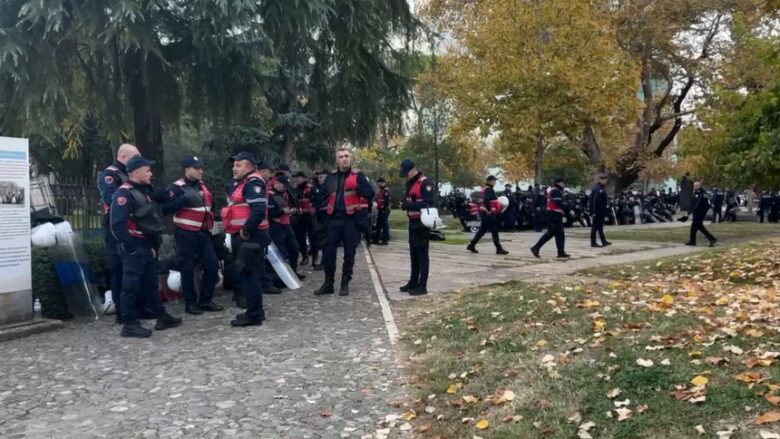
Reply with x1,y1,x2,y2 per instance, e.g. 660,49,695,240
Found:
316,148,374,296
686,181,718,247
97,143,140,323
531,177,571,258
310,169,329,270
110,155,182,338
467,176,508,255
399,159,434,296
269,174,304,278
222,152,271,327
533,184,547,232
168,156,224,315
758,190,772,223
711,186,724,224
373,177,391,245
589,172,611,247
502,183,517,231
293,171,315,265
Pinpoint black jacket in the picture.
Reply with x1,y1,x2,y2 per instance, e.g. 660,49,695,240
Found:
690,188,711,218
590,183,608,214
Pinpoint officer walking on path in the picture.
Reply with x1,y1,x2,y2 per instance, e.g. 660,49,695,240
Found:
110,155,183,338
399,159,433,296
531,177,572,259
685,180,718,247
467,175,509,255
222,152,271,327
98,143,140,323
589,172,612,248
315,148,374,297
372,177,391,245
167,156,225,315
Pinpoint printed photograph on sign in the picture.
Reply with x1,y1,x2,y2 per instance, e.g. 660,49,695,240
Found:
0,181,25,206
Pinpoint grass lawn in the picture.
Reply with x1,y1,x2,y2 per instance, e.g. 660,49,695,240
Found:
569,221,780,243
394,238,780,438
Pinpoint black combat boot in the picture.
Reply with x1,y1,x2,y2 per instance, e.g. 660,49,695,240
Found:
496,247,509,255
315,278,335,295
198,302,225,312
339,280,350,296
185,304,204,315
121,322,152,338
155,313,183,330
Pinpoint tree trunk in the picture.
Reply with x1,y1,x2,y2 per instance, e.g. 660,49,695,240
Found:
283,125,295,163
125,49,164,177
533,133,544,184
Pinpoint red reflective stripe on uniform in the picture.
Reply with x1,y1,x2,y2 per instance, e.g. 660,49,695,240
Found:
468,202,479,216
489,199,501,213
172,180,214,231
546,188,564,213
406,176,427,220
223,172,269,234
326,171,365,216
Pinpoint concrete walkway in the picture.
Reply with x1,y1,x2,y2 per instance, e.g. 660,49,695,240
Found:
372,223,703,301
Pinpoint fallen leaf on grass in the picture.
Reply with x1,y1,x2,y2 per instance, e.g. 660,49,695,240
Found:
446,384,460,394
735,372,762,383
538,399,551,409
704,356,729,366
615,407,632,421
606,388,621,399
502,414,523,423
767,395,780,405
401,410,417,421
744,358,774,369
320,409,332,417
475,419,490,430
691,375,709,387
760,431,780,439
756,410,780,425
694,425,705,435
417,424,430,433
462,395,479,404
636,358,654,368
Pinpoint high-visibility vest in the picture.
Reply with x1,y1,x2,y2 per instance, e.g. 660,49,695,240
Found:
298,184,315,214
376,188,389,210
406,175,428,220
326,170,369,216
99,164,129,214
547,187,564,214
172,179,214,232
270,190,292,225
468,201,479,216
222,172,269,234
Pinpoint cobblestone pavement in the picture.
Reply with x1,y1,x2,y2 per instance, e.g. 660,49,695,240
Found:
0,248,405,439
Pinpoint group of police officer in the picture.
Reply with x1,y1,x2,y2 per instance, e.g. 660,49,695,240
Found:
99,144,429,338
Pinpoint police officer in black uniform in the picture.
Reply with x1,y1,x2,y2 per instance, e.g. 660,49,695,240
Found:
467,175,508,255
110,155,183,338
399,159,434,296
293,171,315,265
316,148,374,296
589,172,612,247
97,143,140,323
268,174,303,277
531,177,571,258
372,177,391,245
711,186,724,224
310,169,329,270
686,181,718,246
167,157,224,315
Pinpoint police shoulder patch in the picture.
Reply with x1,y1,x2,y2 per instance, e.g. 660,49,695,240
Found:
104,175,114,184
117,196,127,206
425,185,432,192
254,186,262,193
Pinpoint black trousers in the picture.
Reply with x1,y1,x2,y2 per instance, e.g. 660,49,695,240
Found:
293,214,314,259
689,216,716,244
323,217,359,282
175,229,219,306
408,220,430,287
470,215,501,249
373,210,390,242
270,223,299,273
711,205,722,223
533,215,565,255
590,212,607,245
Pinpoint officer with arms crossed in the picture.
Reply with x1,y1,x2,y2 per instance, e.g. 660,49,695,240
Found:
167,156,225,315
316,148,374,296
222,152,271,327
399,159,434,296
110,155,183,338
97,143,141,323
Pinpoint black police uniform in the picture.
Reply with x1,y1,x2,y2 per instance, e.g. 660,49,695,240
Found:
402,173,434,294
110,178,181,337
268,182,300,274
294,179,315,264
167,174,221,314
589,181,610,247
317,168,374,295
373,185,391,244
711,188,724,224
533,187,547,232
687,188,717,246
759,192,772,223
531,183,570,258
97,161,132,322
310,177,329,269
468,184,507,254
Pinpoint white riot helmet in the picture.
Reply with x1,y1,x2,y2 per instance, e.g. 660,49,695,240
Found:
420,207,445,229
31,223,57,248
497,196,510,212
166,271,182,292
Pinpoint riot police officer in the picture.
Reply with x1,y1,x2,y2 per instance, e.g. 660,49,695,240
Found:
293,171,315,265
316,148,374,296
310,169,329,270
110,155,182,338
222,152,271,327
269,174,303,278
373,177,391,245
531,177,571,258
686,181,718,247
589,172,611,247
711,186,724,224
467,175,508,254
97,143,139,323
167,156,224,315
399,159,434,296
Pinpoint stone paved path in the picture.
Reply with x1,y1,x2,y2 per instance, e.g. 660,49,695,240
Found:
373,223,703,301
0,248,402,439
